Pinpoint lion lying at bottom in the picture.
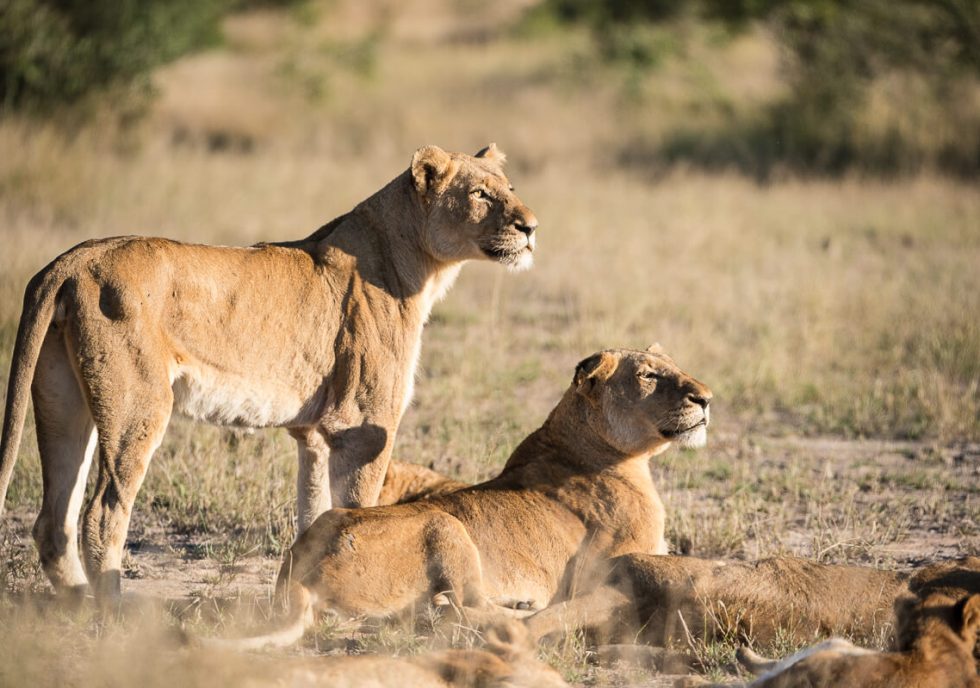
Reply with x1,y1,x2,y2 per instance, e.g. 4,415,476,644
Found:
221,621,566,688
525,554,980,655
377,460,468,506
525,554,909,647
690,592,980,688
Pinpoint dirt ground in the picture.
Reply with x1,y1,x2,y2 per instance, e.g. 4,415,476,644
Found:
3,432,976,687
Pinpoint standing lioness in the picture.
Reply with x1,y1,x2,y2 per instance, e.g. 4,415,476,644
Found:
0,143,537,601
219,346,712,649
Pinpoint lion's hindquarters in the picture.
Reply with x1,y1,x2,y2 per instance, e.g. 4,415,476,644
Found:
286,508,485,619
421,512,486,608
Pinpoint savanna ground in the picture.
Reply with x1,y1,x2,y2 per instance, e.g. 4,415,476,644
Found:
1,1,978,686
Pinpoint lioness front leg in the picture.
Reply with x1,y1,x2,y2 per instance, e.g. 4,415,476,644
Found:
292,420,393,533
73,315,174,602
292,428,333,533
326,421,393,509
524,585,633,641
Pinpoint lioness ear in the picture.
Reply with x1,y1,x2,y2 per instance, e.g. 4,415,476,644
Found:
574,351,618,403
646,342,665,355
960,594,980,641
892,594,920,651
475,142,506,165
412,145,453,197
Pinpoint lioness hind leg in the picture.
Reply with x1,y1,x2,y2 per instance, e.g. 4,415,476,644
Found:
71,322,174,603
423,513,490,608
82,398,172,602
31,328,96,596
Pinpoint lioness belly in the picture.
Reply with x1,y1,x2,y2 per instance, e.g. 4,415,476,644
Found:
172,364,310,428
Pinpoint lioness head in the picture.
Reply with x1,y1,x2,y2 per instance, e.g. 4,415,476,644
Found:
573,345,712,457
893,592,980,654
411,143,538,270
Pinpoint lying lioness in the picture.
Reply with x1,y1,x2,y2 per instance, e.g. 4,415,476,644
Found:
527,554,980,653
221,345,711,648
525,554,909,647
377,460,468,506
206,621,566,688
717,592,980,688
272,622,567,688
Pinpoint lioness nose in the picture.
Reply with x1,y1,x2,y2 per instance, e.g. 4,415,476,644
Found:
515,219,537,237
688,392,710,409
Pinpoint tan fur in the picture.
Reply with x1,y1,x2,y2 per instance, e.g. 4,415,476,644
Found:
377,460,468,505
909,556,980,600
0,144,538,601
707,593,980,688
525,554,909,647
907,556,980,662
220,347,711,648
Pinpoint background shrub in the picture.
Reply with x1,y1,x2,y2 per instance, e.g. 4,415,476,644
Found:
527,0,980,177
0,0,301,110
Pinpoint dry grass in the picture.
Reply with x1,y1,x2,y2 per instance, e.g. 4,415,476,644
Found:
1,0,978,686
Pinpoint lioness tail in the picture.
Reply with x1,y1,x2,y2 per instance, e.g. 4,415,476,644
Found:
205,582,315,652
0,266,64,514
736,646,778,675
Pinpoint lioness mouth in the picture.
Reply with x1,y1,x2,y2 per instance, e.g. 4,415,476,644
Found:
661,419,706,438
482,246,523,260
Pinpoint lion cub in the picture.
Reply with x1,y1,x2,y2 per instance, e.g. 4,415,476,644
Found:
722,592,980,688
220,345,711,649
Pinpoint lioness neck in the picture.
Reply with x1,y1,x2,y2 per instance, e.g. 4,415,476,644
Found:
502,391,650,478
312,171,462,311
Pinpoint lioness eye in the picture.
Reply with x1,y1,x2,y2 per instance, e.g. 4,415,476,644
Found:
472,188,490,200
640,371,660,381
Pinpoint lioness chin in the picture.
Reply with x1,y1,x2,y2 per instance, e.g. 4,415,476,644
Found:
216,345,711,649
0,143,537,602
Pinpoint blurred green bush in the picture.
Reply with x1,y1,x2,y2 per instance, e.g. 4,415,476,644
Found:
531,0,980,177
0,0,300,110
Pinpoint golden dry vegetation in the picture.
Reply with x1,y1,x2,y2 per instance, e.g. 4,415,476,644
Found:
1,1,978,686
